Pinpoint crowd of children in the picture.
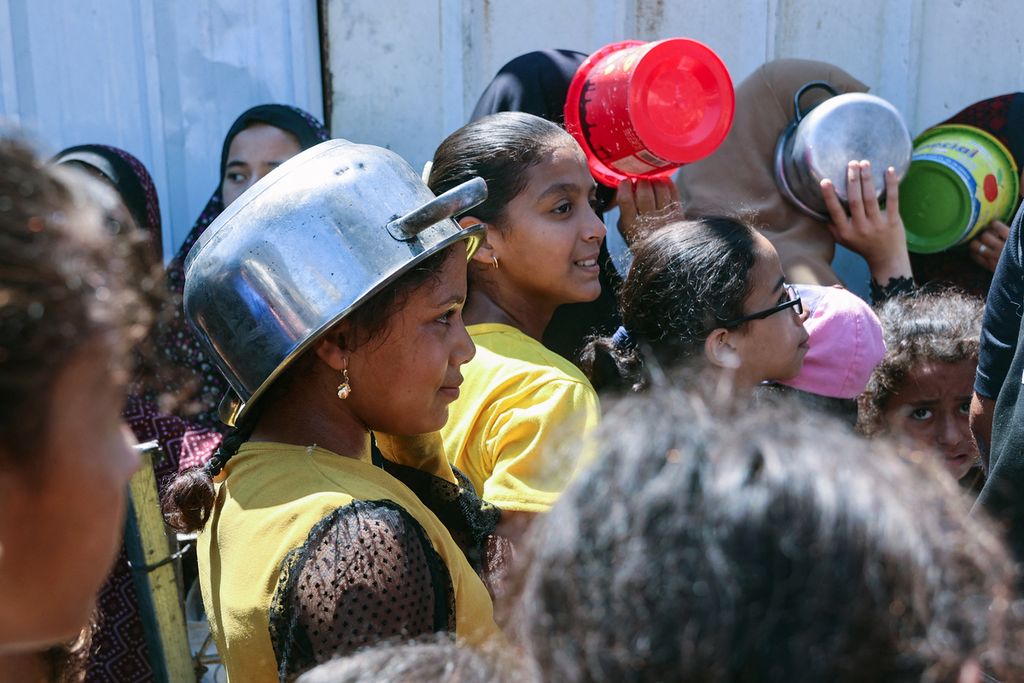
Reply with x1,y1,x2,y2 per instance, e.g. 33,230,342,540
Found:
1,47,1023,683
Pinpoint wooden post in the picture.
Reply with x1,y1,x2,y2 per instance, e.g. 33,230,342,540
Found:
124,441,195,683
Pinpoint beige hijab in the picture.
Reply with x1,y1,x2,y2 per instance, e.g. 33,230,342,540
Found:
678,59,869,285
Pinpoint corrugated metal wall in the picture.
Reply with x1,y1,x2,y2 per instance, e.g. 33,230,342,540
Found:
1,0,1020,256
0,0,323,257
325,0,1024,173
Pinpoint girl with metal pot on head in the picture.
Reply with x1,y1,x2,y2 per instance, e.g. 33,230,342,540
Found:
427,112,604,540
162,141,500,682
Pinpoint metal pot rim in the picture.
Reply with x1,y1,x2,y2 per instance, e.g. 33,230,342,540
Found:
773,119,829,222
217,222,484,427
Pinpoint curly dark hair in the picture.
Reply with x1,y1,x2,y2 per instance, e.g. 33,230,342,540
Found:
857,290,983,436
295,634,520,683
517,389,1021,682
0,136,153,467
579,216,759,391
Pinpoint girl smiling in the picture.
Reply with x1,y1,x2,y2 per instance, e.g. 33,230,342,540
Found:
428,113,603,534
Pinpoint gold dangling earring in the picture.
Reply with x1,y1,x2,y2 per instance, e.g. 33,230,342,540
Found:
337,368,352,400
491,255,499,270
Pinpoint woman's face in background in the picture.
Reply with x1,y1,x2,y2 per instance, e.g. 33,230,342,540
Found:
221,123,302,207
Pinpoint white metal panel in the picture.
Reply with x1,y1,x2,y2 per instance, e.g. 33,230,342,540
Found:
0,0,323,258
914,0,1024,133
326,0,1024,171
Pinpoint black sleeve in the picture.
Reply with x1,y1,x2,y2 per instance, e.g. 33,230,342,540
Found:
268,501,455,682
380,460,500,575
869,275,917,306
976,205,1024,399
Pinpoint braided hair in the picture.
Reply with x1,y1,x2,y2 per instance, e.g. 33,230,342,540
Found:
161,247,451,533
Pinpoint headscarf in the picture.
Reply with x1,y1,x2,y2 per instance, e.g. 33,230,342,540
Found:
163,104,329,430
677,59,869,286
471,49,587,125
53,144,163,260
910,93,1024,296
470,50,623,364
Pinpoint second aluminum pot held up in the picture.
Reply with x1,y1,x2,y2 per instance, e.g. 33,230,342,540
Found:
183,139,486,426
774,82,912,220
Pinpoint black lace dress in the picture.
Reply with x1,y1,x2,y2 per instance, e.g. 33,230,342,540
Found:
267,460,501,681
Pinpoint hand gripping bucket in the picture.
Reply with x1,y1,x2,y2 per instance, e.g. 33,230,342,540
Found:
899,124,1020,254
564,38,735,187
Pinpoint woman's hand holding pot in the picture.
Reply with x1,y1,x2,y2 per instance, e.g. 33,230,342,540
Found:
821,160,913,286
969,219,1009,273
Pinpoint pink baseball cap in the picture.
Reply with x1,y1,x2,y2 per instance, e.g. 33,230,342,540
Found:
779,285,886,399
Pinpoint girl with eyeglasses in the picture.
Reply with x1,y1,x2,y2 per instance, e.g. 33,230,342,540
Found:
581,215,810,393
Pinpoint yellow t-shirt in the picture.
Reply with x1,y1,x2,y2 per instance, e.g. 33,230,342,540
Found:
197,442,499,683
441,323,601,512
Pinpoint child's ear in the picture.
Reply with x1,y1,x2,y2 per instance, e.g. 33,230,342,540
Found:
458,215,498,267
312,323,350,371
704,328,741,370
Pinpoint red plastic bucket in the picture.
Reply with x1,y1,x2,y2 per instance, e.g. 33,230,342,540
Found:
564,39,735,187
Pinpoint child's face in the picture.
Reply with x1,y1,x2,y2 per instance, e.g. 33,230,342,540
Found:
881,359,978,480
729,234,810,385
344,243,476,436
484,141,606,310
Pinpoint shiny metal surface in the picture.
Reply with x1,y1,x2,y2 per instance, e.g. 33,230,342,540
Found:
774,86,912,220
183,139,485,426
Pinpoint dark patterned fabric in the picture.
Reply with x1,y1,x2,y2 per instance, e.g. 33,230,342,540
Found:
869,275,917,305
161,105,329,431
54,144,163,260
268,501,455,682
911,93,1024,297
944,93,1024,167
84,396,221,682
87,543,152,682
381,461,500,575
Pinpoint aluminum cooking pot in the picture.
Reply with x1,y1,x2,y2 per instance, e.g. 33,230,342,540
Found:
183,139,486,426
774,82,911,220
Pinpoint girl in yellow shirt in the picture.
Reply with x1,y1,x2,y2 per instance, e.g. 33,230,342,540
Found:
428,113,603,535
163,141,500,682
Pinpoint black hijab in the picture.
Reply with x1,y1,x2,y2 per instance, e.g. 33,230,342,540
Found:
471,49,587,125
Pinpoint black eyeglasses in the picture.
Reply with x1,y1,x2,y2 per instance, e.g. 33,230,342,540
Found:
717,284,803,329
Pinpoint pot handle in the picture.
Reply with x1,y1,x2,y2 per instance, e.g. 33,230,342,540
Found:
793,81,840,123
386,177,488,241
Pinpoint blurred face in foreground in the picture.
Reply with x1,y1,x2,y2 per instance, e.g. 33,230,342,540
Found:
0,335,139,652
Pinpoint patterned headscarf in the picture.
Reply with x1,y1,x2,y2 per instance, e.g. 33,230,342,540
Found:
942,92,1024,168
162,104,330,430
910,93,1024,296
53,144,163,260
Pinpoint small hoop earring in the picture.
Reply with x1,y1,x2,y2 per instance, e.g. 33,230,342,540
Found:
336,368,352,400
491,255,499,270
